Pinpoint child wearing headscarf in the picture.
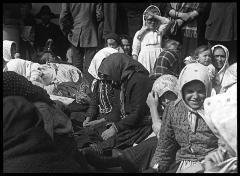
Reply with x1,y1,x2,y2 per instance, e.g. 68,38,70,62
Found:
211,45,230,94
132,5,170,74
148,63,218,173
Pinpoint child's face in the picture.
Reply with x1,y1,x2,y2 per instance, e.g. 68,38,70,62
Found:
197,49,212,66
121,39,131,55
160,91,177,107
146,16,157,30
107,39,118,49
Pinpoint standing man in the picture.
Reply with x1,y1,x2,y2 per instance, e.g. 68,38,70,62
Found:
59,3,98,83
205,3,237,65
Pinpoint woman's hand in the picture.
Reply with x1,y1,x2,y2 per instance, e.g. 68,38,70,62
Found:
176,19,184,27
82,116,91,127
152,120,161,138
146,91,159,109
204,147,227,171
178,12,191,22
101,125,117,140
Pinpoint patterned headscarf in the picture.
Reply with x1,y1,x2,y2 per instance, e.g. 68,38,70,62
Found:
204,88,237,157
152,74,178,99
211,45,230,92
3,40,16,62
178,63,212,132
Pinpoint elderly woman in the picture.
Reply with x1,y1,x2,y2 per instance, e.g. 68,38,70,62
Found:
80,53,153,168
147,63,218,173
211,45,230,94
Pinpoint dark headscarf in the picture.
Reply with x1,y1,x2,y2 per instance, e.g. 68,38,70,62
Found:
3,71,54,105
98,53,149,83
3,96,85,173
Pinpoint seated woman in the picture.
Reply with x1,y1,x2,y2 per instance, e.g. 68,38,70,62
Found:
80,53,153,158
211,45,230,94
203,64,237,173
3,71,72,140
79,74,179,171
83,46,119,127
3,96,88,173
147,63,218,173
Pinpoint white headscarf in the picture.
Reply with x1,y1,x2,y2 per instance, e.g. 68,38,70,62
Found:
5,58,32,79
3,40,16,62
211,45,230,92
204,88,237,157
142,5,161,30
220,63,237,93
88,47,118,79
178,63,212,132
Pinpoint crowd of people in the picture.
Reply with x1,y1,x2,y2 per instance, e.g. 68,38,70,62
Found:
3,3,237,173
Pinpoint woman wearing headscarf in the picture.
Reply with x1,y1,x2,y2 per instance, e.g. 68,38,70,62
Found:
132,5,170,74
3,40,18,71
3,71,73,141
81,53,153,165
147,63,218,173
203,76,237,173
211,45,230,94
3,96,88,173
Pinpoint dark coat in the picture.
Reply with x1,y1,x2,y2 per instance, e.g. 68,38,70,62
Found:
59,3,98,47
205,3,237,41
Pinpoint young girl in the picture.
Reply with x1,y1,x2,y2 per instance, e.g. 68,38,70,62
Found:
132,5,170,74
104,33,124,53
184,45,216,81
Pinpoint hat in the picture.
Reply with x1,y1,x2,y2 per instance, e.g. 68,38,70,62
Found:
36,5,58,19
104,33,121,45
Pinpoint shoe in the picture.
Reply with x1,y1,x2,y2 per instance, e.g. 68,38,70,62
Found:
112,149,139,173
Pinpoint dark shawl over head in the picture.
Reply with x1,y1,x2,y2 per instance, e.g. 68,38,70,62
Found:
3,96,85,173
98,53,149,83
3,71,54,105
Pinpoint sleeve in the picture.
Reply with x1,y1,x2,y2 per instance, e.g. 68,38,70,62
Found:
59,3,73,36
165,3,173,17
150,104,180,172
195,3,208,15
158,17,171,35
114,77,151,132
85,81,99,120
132,30,141,57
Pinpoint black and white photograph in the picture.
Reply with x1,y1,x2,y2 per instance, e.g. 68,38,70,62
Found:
3,2,237,173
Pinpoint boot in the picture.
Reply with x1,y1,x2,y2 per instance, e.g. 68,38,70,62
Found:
82,149,121,170
112,149,139,173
